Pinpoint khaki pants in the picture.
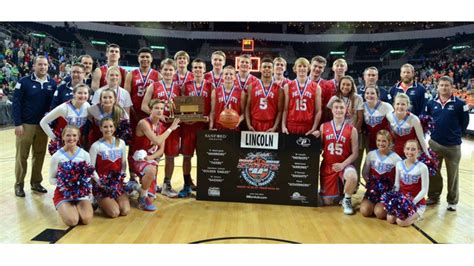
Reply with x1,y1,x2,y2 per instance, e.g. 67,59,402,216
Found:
15,124,48,187
428,139,461,205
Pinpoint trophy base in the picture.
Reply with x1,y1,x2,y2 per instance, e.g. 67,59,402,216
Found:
165,114,208,123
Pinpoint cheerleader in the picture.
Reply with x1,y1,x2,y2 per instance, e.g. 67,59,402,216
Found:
363,86,393,151
361,130,402,219
40,84,90,151
387,139,429,227
128,99,180,211
87,88,129,146
49,125,98,226
386,93,430,158
89,117,129,218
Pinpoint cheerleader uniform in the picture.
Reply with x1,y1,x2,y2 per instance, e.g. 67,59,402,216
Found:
363,101,393,151
386,112,420,157
394,160,429,216
49,147,97,209
89,137,127,199
363,150,402,203
40,101,90,140
87,104,130,145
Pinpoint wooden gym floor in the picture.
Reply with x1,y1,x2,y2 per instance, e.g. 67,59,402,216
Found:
0,126,473,244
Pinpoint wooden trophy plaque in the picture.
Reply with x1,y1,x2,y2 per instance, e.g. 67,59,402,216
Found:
167,96,208,122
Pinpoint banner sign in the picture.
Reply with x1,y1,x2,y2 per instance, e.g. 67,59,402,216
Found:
197,131,320,207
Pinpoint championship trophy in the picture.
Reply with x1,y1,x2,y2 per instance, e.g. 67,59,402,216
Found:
166,96,208,122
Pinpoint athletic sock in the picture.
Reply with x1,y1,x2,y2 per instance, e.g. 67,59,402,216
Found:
183,174,192,186
344,193,351,199
164,177,171,186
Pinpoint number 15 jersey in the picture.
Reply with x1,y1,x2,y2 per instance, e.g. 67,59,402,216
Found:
287,79,317,126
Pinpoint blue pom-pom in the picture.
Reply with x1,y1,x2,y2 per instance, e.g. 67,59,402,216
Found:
364,174,394,203
93,171,126,199
48,131,62,156
419,114,435,135
56,161,95,199
418,148,439,176
116,119,132,145
381,191,417,220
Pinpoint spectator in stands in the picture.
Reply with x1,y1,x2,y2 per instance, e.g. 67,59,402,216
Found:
13,55,57,197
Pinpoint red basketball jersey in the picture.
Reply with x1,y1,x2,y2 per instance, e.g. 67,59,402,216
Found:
321,121,354,165
235,73,258,92
99,65,127,88
183,80,213,116
151,80,181,117
130,117,162,156
273,76,289,88
319,78,335,124
130,68,160,117
287,79,318,125
250,79,281,122
314,78,329,106
204,71,224,89
214,85,243,126
173,71,194,87
325,79,338,97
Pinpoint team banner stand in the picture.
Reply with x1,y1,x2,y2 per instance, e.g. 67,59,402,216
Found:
197,131,321,207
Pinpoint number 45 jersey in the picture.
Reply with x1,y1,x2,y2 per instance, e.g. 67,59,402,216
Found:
321,121,354,165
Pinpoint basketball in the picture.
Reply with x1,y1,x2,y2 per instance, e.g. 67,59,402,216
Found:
218,108,240,129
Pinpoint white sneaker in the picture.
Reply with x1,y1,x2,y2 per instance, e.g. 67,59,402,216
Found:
161,183,178,198
447,204,457,212
342,197,354,215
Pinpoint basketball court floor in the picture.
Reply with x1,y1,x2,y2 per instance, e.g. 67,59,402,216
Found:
1,126,473,244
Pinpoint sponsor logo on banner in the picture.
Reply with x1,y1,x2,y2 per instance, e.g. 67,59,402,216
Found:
208,187,220,197
237,152,280,187
290,192,307,201
205,133,228,141
296,137,311,147
241,131,279,150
